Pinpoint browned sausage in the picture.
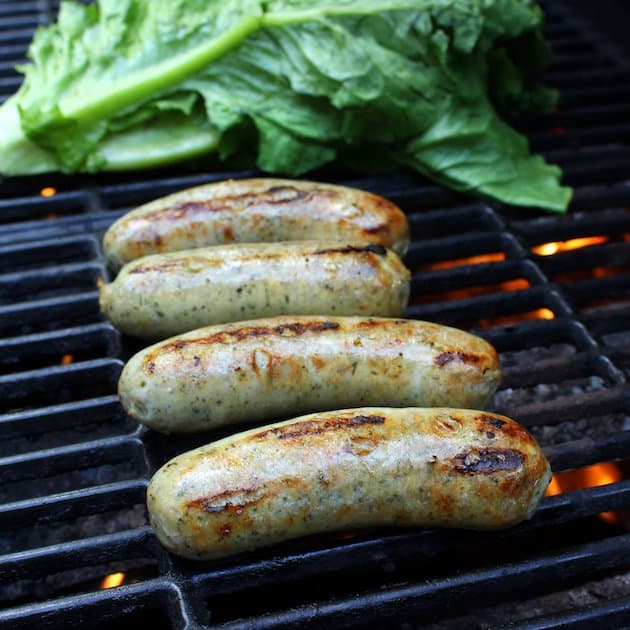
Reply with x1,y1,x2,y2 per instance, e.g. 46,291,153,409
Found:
99,241,410,339
103,178,410,270
147,407,551,560
119,316,501,433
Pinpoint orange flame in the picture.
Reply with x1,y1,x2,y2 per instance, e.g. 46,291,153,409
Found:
60,354,74,365
412,278,530,305
546,462,624,525
40,187,57,198
420,252,505,271
477,307,555,329
100,572,126,589
534,308,555,320
532,236,609,257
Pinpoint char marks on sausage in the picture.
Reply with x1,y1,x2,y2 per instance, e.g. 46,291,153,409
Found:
451,448,525,474
253,414,386,441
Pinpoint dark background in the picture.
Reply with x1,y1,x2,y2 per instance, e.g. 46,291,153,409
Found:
572,0,630,57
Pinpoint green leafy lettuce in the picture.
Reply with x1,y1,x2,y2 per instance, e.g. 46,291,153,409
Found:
0,0,572,211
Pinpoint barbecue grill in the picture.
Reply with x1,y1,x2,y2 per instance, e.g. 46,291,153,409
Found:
1,1,630,628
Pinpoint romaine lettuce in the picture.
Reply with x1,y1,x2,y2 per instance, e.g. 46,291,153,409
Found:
0,0,571,211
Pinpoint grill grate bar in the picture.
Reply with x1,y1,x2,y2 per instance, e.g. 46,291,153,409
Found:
0,291,101,337
520,103,630,130
210,533,630,630
0,260,104,303
0,357,123,415
514,593,630,630
559,84,630,107
0,525,156,583
0,433,144,483
529,125,630,152
0,235,100,272
410,260,543,298
0,213,121,247
500,349,603,389
545,68,630,88
405,286,572,325
548,51,610,71
406,230,517,263
0,580,187,630
536,481,630,525
0,395,122,438
0,26,36,44
0,323,119,374
564,276,630,308
0,43,28,62
481,318,597,352
545,432,630,471
537,242,630,274
512,211,630,245
501,386,628,427
0,2,39,16
0,0,628,626
0,479,147,529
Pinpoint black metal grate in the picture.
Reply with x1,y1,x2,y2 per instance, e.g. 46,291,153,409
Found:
1,1,630,628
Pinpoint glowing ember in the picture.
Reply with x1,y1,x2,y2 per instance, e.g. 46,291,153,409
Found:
60,354,74,365
100,572,126,589
532,236,609,256
40,187,57,198
546,462,624,525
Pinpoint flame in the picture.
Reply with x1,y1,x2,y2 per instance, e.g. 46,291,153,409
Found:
420,252,505,271
546,462,624,525
413,278,530,305
532,236,609,256
100,572,126,589
40,187,57,198
534,308,555,320
477,307,555,329
60,354,74,365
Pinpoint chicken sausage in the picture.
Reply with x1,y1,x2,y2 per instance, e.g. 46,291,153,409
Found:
119,316,501,433
99,242,410,339
103,178,410,270
147,407,551,560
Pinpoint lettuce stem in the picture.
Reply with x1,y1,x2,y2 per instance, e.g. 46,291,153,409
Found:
61,14,263,127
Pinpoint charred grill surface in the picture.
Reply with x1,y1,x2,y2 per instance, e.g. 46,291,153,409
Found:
0,0,630,628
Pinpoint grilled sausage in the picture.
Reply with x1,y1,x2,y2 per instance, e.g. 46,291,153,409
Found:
99,242,410,339
119,316,501,433
103,178,410,270
147,407,551,560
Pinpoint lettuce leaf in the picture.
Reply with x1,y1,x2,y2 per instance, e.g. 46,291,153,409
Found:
0,0,571,212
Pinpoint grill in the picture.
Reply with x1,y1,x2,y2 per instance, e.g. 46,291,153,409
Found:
1,1,630,628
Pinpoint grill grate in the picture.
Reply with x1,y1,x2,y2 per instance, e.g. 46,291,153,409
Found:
1,0,630,628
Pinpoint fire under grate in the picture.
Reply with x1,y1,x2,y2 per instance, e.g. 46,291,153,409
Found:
0,1,630,628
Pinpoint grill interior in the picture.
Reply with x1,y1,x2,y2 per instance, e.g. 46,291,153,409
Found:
1,1,630,628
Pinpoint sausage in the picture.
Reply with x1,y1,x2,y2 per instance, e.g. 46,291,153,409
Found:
147,407,551,560
99,242,410,339
103,178,410,270
119,316,501,433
